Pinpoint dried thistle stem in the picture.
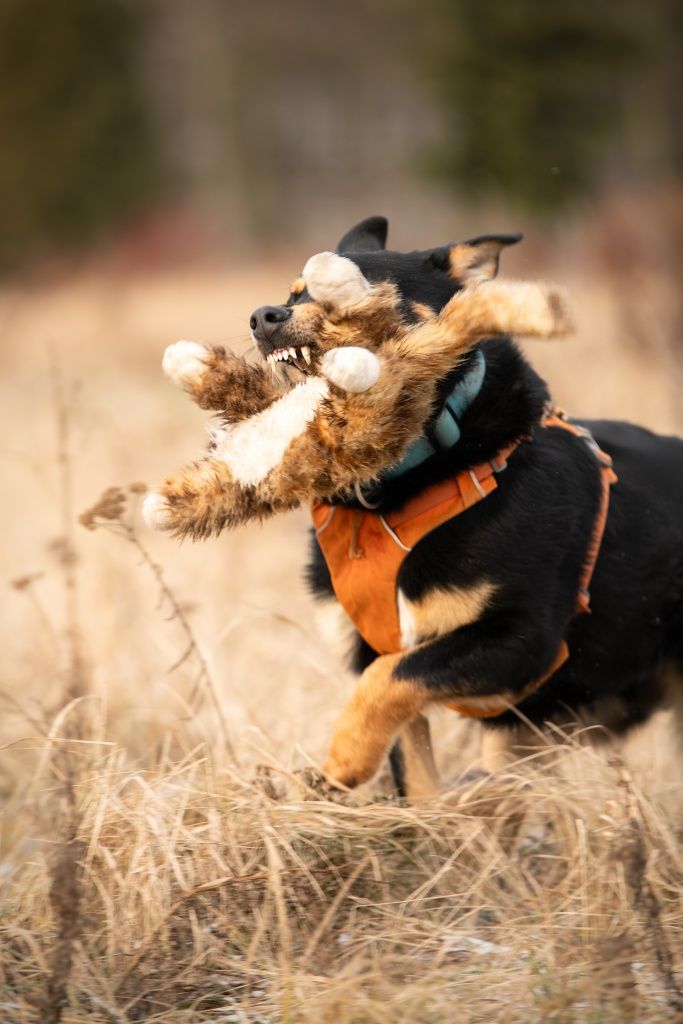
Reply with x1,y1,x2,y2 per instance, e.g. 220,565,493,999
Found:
80,486,236,762
50,349,87,702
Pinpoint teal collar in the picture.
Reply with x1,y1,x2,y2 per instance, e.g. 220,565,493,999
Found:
383,350,486,480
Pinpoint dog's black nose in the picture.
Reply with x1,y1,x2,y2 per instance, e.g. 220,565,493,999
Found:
250,305,291,342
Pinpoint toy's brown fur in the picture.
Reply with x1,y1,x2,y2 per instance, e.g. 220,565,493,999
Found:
147,279,571,540
183,347,279,419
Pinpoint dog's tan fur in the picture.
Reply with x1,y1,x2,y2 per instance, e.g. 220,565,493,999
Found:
399,581,497,647
146,278,571,540
322,652,428,787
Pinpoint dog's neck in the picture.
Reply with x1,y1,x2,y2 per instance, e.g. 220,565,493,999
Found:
336,337,550,514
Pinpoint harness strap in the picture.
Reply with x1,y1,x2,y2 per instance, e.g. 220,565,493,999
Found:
544,414,618,615
444,641,570,719
312,411,618,718
383,438,520,536
444,413,617,717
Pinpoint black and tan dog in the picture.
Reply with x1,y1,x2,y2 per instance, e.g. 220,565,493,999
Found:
145,217,683,798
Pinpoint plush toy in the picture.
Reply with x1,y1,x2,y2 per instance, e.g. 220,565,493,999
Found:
143,257,571,539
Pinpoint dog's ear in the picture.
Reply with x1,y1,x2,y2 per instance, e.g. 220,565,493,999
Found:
336,216,388,253
425,233,523,284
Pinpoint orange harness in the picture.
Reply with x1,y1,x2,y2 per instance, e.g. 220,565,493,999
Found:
311,414,618,717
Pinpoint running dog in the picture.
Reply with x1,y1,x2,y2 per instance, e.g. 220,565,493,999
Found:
145,217,683,798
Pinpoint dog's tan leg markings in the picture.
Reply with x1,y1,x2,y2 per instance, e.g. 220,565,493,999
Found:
398,713,441,798
398,582,496,647
323,653,427,788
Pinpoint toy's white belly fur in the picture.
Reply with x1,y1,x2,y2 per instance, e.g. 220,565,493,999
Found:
214,376,330,486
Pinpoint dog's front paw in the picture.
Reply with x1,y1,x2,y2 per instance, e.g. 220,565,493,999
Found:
142,491,174,531
162,340,209,388
321,347,381,393
323,745,378,791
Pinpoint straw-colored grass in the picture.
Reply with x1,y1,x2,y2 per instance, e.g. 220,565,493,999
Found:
5,724,683,1023
1,254,682,1021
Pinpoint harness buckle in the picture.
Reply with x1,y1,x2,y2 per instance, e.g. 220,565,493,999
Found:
560,417,614,469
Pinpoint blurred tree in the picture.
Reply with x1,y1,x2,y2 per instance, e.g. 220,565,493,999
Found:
418,0,660,212
1,0,680,264
0,0,164,270
142,0,432,246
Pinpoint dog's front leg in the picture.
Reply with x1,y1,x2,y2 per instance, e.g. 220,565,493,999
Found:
323,653,428,788
323,612,565,790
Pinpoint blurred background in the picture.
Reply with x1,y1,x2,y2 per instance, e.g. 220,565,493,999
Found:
2,0,682,272
2,0,682,793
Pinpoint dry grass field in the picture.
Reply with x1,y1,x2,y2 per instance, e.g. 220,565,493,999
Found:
1,252,682,1022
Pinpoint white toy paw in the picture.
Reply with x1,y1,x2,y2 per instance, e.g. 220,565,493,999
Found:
142,492,173,531
302,252,371,310
162,340,208,387
321,346,381,393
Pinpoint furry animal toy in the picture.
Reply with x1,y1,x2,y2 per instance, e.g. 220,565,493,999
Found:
143,256,570,539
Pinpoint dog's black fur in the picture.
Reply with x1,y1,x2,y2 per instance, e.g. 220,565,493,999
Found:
297,217,683,793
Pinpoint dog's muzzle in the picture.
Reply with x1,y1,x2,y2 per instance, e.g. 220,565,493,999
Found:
250,305,292,350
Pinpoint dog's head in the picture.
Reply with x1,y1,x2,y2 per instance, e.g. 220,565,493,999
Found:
249,216,523,380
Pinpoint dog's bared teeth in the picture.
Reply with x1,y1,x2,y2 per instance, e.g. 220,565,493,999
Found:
288,347,296,360
302,345,311,365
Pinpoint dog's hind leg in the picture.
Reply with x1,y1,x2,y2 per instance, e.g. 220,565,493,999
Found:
480,725,519,773
389,714,441,799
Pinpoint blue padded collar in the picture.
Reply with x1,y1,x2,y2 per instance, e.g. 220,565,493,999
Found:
383,350,486,480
